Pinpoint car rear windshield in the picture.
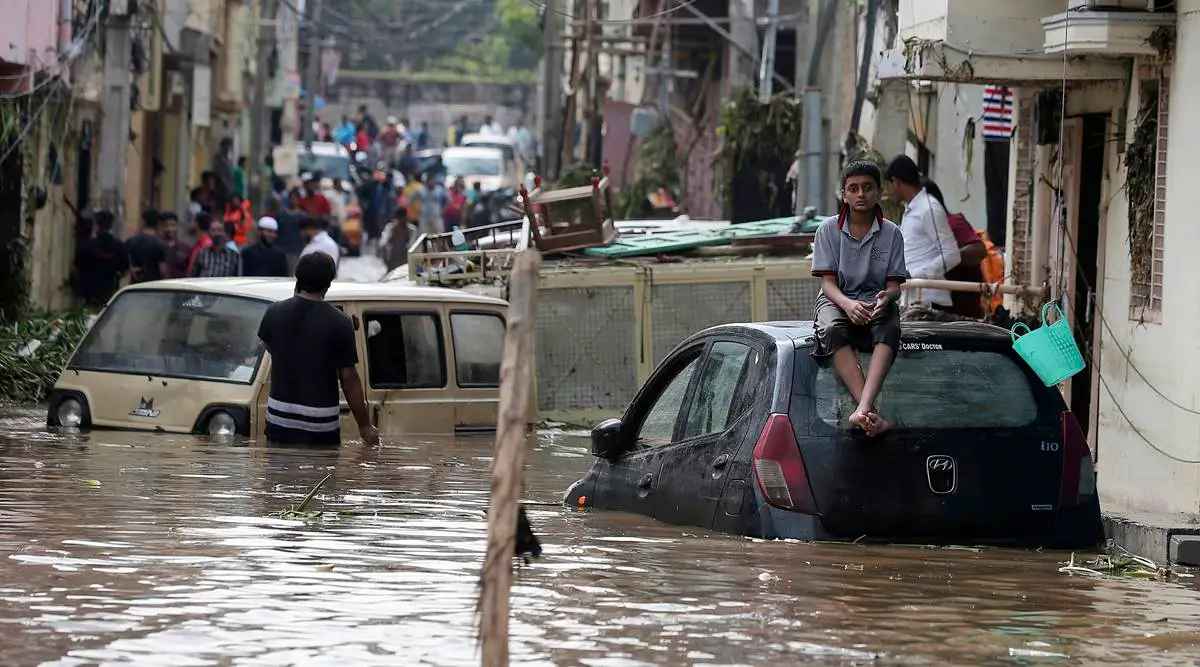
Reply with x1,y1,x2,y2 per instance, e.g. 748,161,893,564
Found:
443,155,501,176
813,349,1039,429
70,291,270,384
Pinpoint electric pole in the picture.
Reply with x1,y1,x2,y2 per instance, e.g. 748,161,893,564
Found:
540,0,562,179
97,0,133,234
758,0,779,100
250,0,279,211
301,0,324,145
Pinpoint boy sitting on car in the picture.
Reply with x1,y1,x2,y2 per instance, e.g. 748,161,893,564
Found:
810,161,909,437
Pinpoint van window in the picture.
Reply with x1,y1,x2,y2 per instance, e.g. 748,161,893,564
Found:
636,353,701,447
365,313,445,388
451,313,504,387
681,342,753,439
814,350,1038,429
70,291,268,383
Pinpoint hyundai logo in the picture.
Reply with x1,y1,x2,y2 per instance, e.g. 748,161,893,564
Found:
926,455,957,494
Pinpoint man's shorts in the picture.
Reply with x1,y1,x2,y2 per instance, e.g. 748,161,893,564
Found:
812,292,901,358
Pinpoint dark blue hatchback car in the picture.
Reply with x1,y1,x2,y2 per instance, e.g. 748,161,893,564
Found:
564,320,1103,547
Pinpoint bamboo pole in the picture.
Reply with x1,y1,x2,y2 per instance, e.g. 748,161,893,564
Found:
477,249,542,667
901,278,1046,299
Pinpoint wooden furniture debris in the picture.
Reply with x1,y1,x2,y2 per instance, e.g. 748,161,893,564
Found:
406,219,530,285
520,175,617,253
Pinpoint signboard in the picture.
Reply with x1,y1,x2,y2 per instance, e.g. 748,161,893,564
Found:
192,64,211,127
273,144,298,177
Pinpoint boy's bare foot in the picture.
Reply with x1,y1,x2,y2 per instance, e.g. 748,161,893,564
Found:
867,412,894,437
848,410,873,434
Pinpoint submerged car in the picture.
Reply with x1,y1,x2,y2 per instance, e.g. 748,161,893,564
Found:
48,279,508,438
564,321,1103,547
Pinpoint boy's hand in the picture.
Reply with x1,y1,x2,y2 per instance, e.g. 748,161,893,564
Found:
843,299,873,326
871,290,893,319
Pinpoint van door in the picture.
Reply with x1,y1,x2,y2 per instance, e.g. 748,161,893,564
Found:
652,339,760,529
446,310,504,431
360,306,456,434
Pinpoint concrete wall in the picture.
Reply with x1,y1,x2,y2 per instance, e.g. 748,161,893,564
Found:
1095,3,1200,515
929,83,988,231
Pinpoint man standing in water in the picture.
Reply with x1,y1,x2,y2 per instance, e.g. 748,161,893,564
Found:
257,253,379,446
810,161,908,436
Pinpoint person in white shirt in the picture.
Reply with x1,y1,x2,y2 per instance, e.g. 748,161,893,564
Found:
886,155,961,308
299,217,340,266
479,115,503,136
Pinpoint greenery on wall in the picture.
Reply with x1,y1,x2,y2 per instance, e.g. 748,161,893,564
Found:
1126,88,1157,289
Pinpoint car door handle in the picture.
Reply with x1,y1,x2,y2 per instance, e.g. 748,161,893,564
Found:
712,453,731,470
637,473,654,489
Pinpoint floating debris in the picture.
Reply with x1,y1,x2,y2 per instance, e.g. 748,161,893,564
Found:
1059,545,1171,580
271,473,332,522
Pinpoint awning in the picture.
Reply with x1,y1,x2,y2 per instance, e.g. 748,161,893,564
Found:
878,40,1128,85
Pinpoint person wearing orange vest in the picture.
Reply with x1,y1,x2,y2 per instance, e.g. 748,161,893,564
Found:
223,195,254,247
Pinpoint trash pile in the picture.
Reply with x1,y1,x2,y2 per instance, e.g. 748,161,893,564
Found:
401,173,824,287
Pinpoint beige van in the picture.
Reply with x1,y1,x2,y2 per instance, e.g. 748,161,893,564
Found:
47,278,508,438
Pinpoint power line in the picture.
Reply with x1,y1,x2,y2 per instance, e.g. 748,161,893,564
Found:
526,0,699,22
0,2,101,96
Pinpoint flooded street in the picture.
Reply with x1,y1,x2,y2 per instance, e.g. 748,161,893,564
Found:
0,411,1197,665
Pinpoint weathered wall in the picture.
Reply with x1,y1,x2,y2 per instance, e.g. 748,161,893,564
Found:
1096,4,1200,515
929,83,988,231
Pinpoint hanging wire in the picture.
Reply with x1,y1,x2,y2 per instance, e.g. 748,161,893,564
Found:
526,0,699,22
0,3,102,97
1050,163,1200,462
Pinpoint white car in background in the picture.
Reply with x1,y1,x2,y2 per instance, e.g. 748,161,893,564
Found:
441,146,513,194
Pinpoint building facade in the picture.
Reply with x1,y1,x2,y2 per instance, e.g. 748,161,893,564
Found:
882,0,1197,519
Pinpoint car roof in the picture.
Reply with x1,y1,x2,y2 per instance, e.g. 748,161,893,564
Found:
696,320,1015,346
119,278,508,307
462,133,514,147
442,146,504,159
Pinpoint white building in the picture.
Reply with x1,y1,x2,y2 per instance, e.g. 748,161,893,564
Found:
882,0,1198,526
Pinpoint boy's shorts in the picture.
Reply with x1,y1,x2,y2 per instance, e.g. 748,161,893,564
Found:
812,292,901,358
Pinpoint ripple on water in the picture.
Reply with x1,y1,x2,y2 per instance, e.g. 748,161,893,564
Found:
0,426,1195,664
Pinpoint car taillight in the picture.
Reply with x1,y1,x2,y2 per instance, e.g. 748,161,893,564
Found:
752,413,817,514
1059,411,1096,508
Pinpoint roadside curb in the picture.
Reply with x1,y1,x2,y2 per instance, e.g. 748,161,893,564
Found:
1103,511,1200,568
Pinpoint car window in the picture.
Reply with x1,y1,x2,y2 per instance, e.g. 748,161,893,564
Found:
451,313,504,387
636,354,702,447
814,349,1038,429
365,313,445,388
681,342,754,440
70,291,268,384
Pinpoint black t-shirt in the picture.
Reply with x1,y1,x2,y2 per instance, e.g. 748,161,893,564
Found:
242,242,289,277
258,296,358,444
126,233,167,283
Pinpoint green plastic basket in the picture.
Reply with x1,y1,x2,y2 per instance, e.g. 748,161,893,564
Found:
1010,302,1086,387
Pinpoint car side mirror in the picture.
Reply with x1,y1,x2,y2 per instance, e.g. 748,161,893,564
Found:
591,418,628,459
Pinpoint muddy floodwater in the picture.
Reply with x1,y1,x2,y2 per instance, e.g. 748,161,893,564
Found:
0,410,1198,665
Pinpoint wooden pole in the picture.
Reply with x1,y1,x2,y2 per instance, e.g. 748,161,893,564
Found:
477,249,542,667
901,278,1046,299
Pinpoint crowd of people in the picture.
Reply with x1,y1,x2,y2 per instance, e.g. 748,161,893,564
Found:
72,106,538,305
74,145,349,307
